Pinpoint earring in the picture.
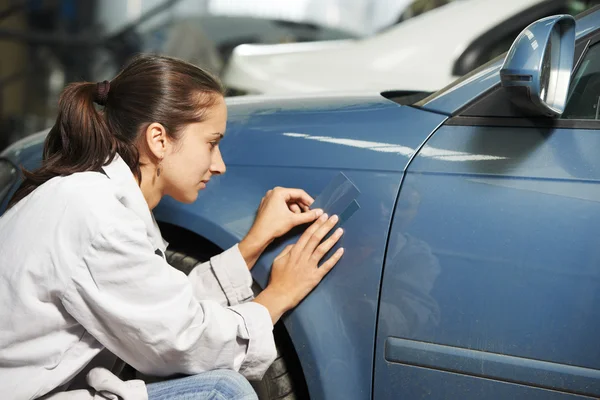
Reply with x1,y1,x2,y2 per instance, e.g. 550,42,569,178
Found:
157,156,163,177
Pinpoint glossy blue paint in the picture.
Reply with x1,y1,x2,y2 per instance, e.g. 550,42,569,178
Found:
500,15,576,116
0,97,447,400
220,94,432,171
385,337,600,395
0,130,50,212
375,124,600,398
419,7,600,116
157,168,400,400
1,129,48,166
153,99,448,400
376,365,597,399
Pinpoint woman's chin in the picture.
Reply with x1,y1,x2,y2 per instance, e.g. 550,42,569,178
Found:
172,190,199,204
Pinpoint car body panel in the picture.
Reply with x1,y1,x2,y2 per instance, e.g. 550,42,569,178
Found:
371,10,600,398
0,96,447,400
375,364,598,399
222,0,549,94
0,130,48,212
153,97,447,400
375,121,600,398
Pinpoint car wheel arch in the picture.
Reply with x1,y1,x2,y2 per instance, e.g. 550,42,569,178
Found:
157,221,310,399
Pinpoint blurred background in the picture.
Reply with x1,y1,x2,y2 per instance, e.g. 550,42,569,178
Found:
0,0,598,151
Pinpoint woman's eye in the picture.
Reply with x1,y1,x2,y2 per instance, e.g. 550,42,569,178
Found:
209,141,218,149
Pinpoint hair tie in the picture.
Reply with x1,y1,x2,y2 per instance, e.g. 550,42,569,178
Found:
94,80,110,106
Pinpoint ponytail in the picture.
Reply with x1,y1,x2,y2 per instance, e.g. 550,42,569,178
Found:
7,54,224,209
8,81,118,208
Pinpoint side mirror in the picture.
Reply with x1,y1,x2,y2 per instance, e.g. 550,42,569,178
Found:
500,15,576,116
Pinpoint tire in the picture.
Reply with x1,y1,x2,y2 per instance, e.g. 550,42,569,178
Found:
164,247,305,400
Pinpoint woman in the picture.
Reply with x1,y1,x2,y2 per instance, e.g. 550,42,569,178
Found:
0,54,344,400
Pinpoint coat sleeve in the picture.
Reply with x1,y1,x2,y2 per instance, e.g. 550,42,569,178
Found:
186,244,254,307
61,216,276,380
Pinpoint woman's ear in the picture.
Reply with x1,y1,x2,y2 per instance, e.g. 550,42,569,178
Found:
144,122,168,159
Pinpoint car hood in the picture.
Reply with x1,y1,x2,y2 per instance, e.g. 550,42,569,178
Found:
1,129,49,169
221,92,447,172
1,92,445,173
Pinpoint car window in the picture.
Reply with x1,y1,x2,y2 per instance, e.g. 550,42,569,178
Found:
563,43,600,119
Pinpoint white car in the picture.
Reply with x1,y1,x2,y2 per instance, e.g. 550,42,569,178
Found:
222,0,592,95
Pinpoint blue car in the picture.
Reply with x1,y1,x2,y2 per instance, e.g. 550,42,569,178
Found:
2,7,600,400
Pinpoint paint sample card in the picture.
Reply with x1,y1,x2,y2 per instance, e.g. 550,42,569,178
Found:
337,199,360,227
311,172,360,224
311,173,360,260
312,171,361,250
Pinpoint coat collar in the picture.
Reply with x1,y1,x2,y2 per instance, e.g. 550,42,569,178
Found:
101,154,168,252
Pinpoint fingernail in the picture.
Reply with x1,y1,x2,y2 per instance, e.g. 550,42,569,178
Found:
336,228,344,236
331,215,339,223
337,247,344,255
320,213,328,221
315,209,323,217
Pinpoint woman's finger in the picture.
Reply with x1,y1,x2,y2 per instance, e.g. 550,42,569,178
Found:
311,227,343,262
290,208,323,228
318,248,344,277
305,215,338,254
279,188,314,207
294,213,328,252
289,203,302,214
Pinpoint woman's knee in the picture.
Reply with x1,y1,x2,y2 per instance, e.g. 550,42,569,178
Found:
146,369,257,400
207,369,257,400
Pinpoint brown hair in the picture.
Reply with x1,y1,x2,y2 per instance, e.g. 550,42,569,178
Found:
8,54,224,208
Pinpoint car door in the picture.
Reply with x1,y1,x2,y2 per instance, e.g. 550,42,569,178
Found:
374,29,600,400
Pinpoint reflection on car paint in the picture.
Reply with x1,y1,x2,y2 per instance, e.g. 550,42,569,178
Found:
282,132,506,161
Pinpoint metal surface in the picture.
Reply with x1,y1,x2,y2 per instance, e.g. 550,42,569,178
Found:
375,123,600,398
0,159,16,206
152,96,447,400
0,95,447,400
385,337,600,395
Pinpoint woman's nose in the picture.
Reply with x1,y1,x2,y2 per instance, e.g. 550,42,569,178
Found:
210,146,226,175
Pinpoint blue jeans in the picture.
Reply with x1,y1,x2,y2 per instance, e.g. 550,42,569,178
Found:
146,369,258,400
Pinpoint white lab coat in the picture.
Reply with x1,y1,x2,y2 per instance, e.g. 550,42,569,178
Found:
0,155,276,400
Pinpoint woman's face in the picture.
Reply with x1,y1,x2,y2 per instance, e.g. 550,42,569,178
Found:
162,95,227,203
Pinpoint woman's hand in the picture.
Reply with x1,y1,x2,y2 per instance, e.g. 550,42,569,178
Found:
252,186,323,240
239,187,323,269
253,213,344,324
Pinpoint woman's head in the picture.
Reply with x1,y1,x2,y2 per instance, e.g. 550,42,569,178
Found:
9,54,227,208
